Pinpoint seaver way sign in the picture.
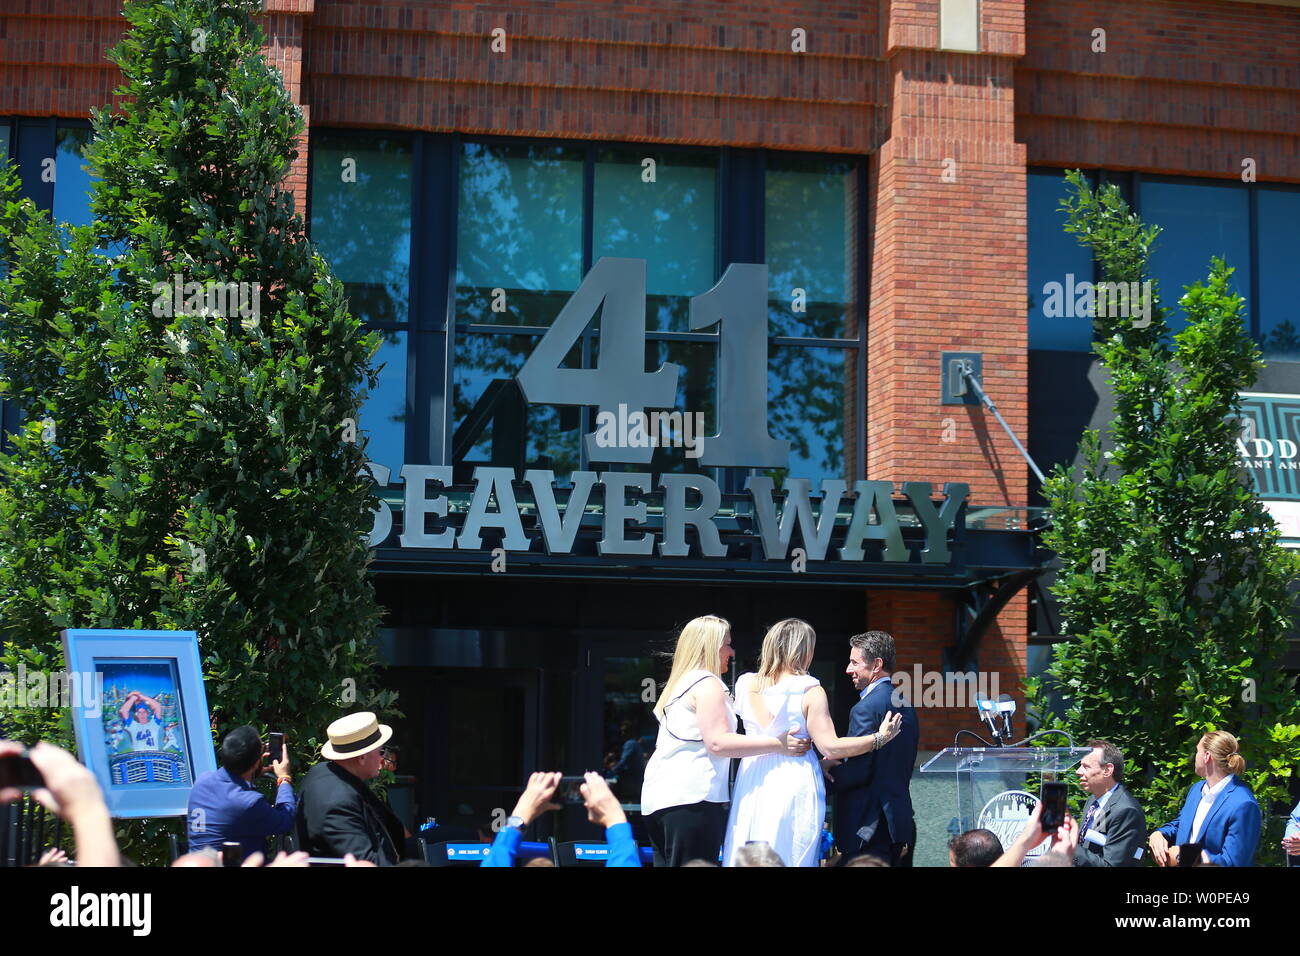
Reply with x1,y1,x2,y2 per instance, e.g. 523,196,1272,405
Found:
364,466,969,565
363,258,969,566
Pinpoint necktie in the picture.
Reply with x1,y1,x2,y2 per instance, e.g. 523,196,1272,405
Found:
1081,797,1099,837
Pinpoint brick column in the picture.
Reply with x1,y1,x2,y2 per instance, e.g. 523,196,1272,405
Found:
867,1,1029,749
261,0,314,219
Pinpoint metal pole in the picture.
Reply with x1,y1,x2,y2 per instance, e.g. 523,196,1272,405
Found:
961,367,1047,485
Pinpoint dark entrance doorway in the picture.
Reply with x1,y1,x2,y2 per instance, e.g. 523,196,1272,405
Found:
375,576,874,840
420,667,538,833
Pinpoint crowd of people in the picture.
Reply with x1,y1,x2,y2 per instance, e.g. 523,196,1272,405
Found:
948,732,1288,868
3,615,1299,867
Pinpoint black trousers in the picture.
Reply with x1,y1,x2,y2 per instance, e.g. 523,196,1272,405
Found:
645,801,728,867
841,816,914,867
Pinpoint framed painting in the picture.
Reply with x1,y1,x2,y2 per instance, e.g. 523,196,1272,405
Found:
61,629,215,818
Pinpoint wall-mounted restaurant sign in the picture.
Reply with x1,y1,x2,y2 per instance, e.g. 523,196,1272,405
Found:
1239,392,1300,546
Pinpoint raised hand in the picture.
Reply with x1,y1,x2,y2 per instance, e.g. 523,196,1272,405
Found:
876,711,903,744
580,771,626,828
1049,811,1079,857
510,771,563,826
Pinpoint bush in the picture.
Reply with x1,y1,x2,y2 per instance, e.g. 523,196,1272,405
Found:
0,0,397,864
1030,171,1300,865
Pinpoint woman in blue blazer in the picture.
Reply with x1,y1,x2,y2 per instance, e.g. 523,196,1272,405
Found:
1149,730,1261,867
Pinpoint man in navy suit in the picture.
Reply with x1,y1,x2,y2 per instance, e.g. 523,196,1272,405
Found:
824,630,918,866
187,725,296,858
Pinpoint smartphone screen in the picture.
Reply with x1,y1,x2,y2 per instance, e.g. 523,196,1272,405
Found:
1040,781,1068,832
559,775,585,803
0,754,44,790
266,732,284,766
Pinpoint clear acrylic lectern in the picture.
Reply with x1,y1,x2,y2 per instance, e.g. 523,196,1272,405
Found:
919,747,1090,838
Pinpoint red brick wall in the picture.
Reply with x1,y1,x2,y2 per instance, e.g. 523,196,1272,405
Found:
302,0,886,149
1018,0,1300,182
867,2,1029,750
0,1,124,117
261,7,311,215
867,8,1029,506
871,588,1029,751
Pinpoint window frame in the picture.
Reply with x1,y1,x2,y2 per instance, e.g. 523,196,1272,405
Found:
304,131,873,486
306,128,420,474
1028,165,1300,350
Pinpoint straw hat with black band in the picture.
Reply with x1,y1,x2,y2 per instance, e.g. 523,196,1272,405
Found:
320,712,392,761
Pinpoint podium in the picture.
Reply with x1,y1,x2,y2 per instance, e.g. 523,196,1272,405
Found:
919,747,1090,856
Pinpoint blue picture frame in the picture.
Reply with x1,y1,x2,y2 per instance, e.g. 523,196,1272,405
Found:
61,629,215,819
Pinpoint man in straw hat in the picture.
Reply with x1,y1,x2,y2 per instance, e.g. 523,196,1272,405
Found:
296,711,407,865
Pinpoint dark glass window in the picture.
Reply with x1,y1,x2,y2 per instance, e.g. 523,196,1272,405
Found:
309,135,413,475
451,143,863,487
1027,168,1096,352
645,338,717,477
765,155,858,340
763,156,860,485
1029,170,1294,358
53,126,95,229
311,135,412,324
452,330,581,478
364,330,409,476
768,344,850,481
453,142,585,481
1142,177,1251,337
593,148,717,332
1257,187,1300,360
456,142,584,328
306,135,865,489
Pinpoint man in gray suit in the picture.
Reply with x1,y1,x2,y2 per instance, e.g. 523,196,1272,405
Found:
1073,738,1146,867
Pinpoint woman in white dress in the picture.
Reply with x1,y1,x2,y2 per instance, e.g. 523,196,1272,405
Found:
641,615,811,867
723,618,902,867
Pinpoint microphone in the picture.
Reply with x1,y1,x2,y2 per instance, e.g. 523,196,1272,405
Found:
976,699,1003,745
995,697,1016,742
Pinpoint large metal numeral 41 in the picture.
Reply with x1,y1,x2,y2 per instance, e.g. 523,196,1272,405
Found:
692,263,789,468
516,258,677,464
515,257,789,469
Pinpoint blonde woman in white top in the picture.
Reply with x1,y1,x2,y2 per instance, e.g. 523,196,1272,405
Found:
641,614,811,867
723,618,902,867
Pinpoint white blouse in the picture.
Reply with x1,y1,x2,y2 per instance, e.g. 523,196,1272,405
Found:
640,669,736,817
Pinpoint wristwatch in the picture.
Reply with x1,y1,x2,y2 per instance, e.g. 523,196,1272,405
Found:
505,815,526,830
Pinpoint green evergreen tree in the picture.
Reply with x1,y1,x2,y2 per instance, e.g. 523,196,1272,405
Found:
0,0,396,862
1031,171,1300,864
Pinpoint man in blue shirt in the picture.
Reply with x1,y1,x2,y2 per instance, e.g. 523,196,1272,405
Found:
482,771,640,867
187,726,296,859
